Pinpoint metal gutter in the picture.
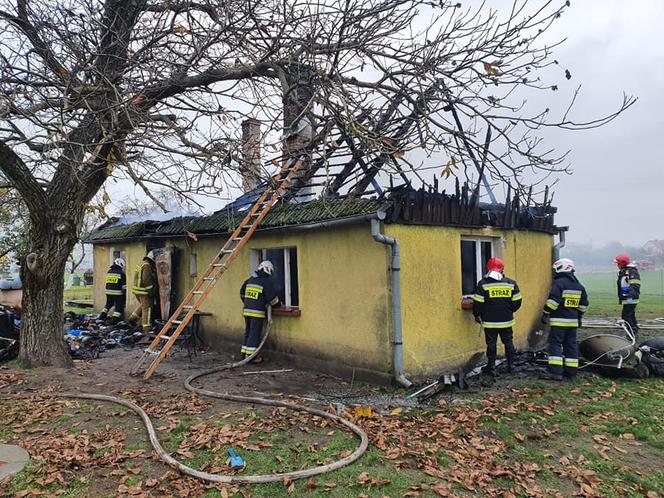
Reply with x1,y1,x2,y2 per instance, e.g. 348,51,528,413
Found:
553,226,568,261
370,210,413,388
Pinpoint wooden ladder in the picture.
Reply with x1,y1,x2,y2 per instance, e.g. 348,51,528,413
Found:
131,156,305,380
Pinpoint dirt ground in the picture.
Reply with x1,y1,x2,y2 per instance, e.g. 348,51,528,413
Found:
0,341,560,411
2,336,663,498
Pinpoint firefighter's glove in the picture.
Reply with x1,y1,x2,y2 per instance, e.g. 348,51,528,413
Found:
474,316,482,324
540,313,549,325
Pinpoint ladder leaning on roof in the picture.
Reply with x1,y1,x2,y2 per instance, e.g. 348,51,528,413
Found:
131,156,306,380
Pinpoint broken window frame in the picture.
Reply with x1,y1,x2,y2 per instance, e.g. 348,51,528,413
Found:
189,253,198,277
250,247,299,308
460,236,495,296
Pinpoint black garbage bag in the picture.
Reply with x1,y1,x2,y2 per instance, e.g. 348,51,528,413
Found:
0,337,18,363
640,349,664,377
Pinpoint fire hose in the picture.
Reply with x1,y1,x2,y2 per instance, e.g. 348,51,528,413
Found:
58,311,369,484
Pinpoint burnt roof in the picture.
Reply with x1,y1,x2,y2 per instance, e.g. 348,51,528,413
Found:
87,183,559,245
86,197,383,243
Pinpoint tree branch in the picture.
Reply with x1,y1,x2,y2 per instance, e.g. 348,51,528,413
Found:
0,140,47,215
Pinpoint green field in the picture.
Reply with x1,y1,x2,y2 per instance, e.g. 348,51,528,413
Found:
578,269,664,318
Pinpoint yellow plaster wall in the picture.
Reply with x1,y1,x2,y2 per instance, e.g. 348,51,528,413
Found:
91,222,552,380
385,224,553,377
190,225,393,372
92,225,392,373
92,245,110,312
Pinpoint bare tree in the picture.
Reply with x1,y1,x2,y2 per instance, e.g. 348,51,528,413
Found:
0,0,634,367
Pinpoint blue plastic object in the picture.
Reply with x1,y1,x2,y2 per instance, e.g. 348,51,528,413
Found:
228,449,245,468
66,329,85,337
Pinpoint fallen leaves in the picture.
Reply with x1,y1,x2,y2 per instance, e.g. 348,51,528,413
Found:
0,368,24,390
356,471,391,488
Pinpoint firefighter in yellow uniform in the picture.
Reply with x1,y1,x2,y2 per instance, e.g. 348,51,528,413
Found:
129,251,157,332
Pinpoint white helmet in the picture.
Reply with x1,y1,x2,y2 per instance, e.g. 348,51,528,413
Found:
114,258,126,269
553,258,575,273
257,260,274,275
146,250,156,261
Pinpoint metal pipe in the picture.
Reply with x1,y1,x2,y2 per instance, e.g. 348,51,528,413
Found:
370,211,413,388
553,227,567,261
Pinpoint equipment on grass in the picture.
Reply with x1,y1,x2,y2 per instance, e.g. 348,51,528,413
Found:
228,449,245,468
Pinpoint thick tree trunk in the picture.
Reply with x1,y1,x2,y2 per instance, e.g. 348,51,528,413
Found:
18,224,77,368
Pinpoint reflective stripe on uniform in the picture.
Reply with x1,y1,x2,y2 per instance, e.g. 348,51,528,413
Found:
111,311,122,318
578,304,588,312
482,319,515,329
482,282,515,289
550,318,579,327
132,263,153,294
241,346,257,354
511,292,522,301
545,299,559,310
482,283,513,298
472,294,485,303
627,279,641,285
244,284,264,300
562,290,582,308
622,299,639,304
269,297,279,305
564,358,579,367
548,355,563,366
243,309,266,318
106,290,124,296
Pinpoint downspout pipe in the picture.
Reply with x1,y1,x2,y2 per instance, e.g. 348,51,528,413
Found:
553,226,568,262
371,210,413,388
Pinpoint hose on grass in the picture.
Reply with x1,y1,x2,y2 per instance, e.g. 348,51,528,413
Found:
59,311,369,484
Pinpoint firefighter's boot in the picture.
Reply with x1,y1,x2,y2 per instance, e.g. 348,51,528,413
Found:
482,357,497,377
506,352,515,373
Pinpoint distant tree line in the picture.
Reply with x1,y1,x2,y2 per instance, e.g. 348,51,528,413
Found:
562,241,662,271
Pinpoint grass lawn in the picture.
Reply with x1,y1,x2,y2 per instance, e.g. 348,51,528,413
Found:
2,374,663,497
578,270,664,318
63,286,93,301
63,285,94,314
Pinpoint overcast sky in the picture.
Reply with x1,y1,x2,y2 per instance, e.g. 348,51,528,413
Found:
109,0,663,248
539,0,664,247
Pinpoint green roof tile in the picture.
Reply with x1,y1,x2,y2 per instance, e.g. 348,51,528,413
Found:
87,198,382,243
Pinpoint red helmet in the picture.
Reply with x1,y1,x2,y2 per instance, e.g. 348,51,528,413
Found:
487,257,504,273
614,254,631,268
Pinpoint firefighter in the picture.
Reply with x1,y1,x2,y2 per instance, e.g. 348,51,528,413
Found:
98,258,126,324
472,257,522,375
540,258,589,381
128,251,157,332
239,260,280,363
614,253,640,335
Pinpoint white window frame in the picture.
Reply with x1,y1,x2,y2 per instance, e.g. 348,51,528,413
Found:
109,246,127,266
460,236,496,295
250,247,298,307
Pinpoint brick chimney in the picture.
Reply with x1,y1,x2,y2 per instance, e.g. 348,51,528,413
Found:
241,118,261,193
